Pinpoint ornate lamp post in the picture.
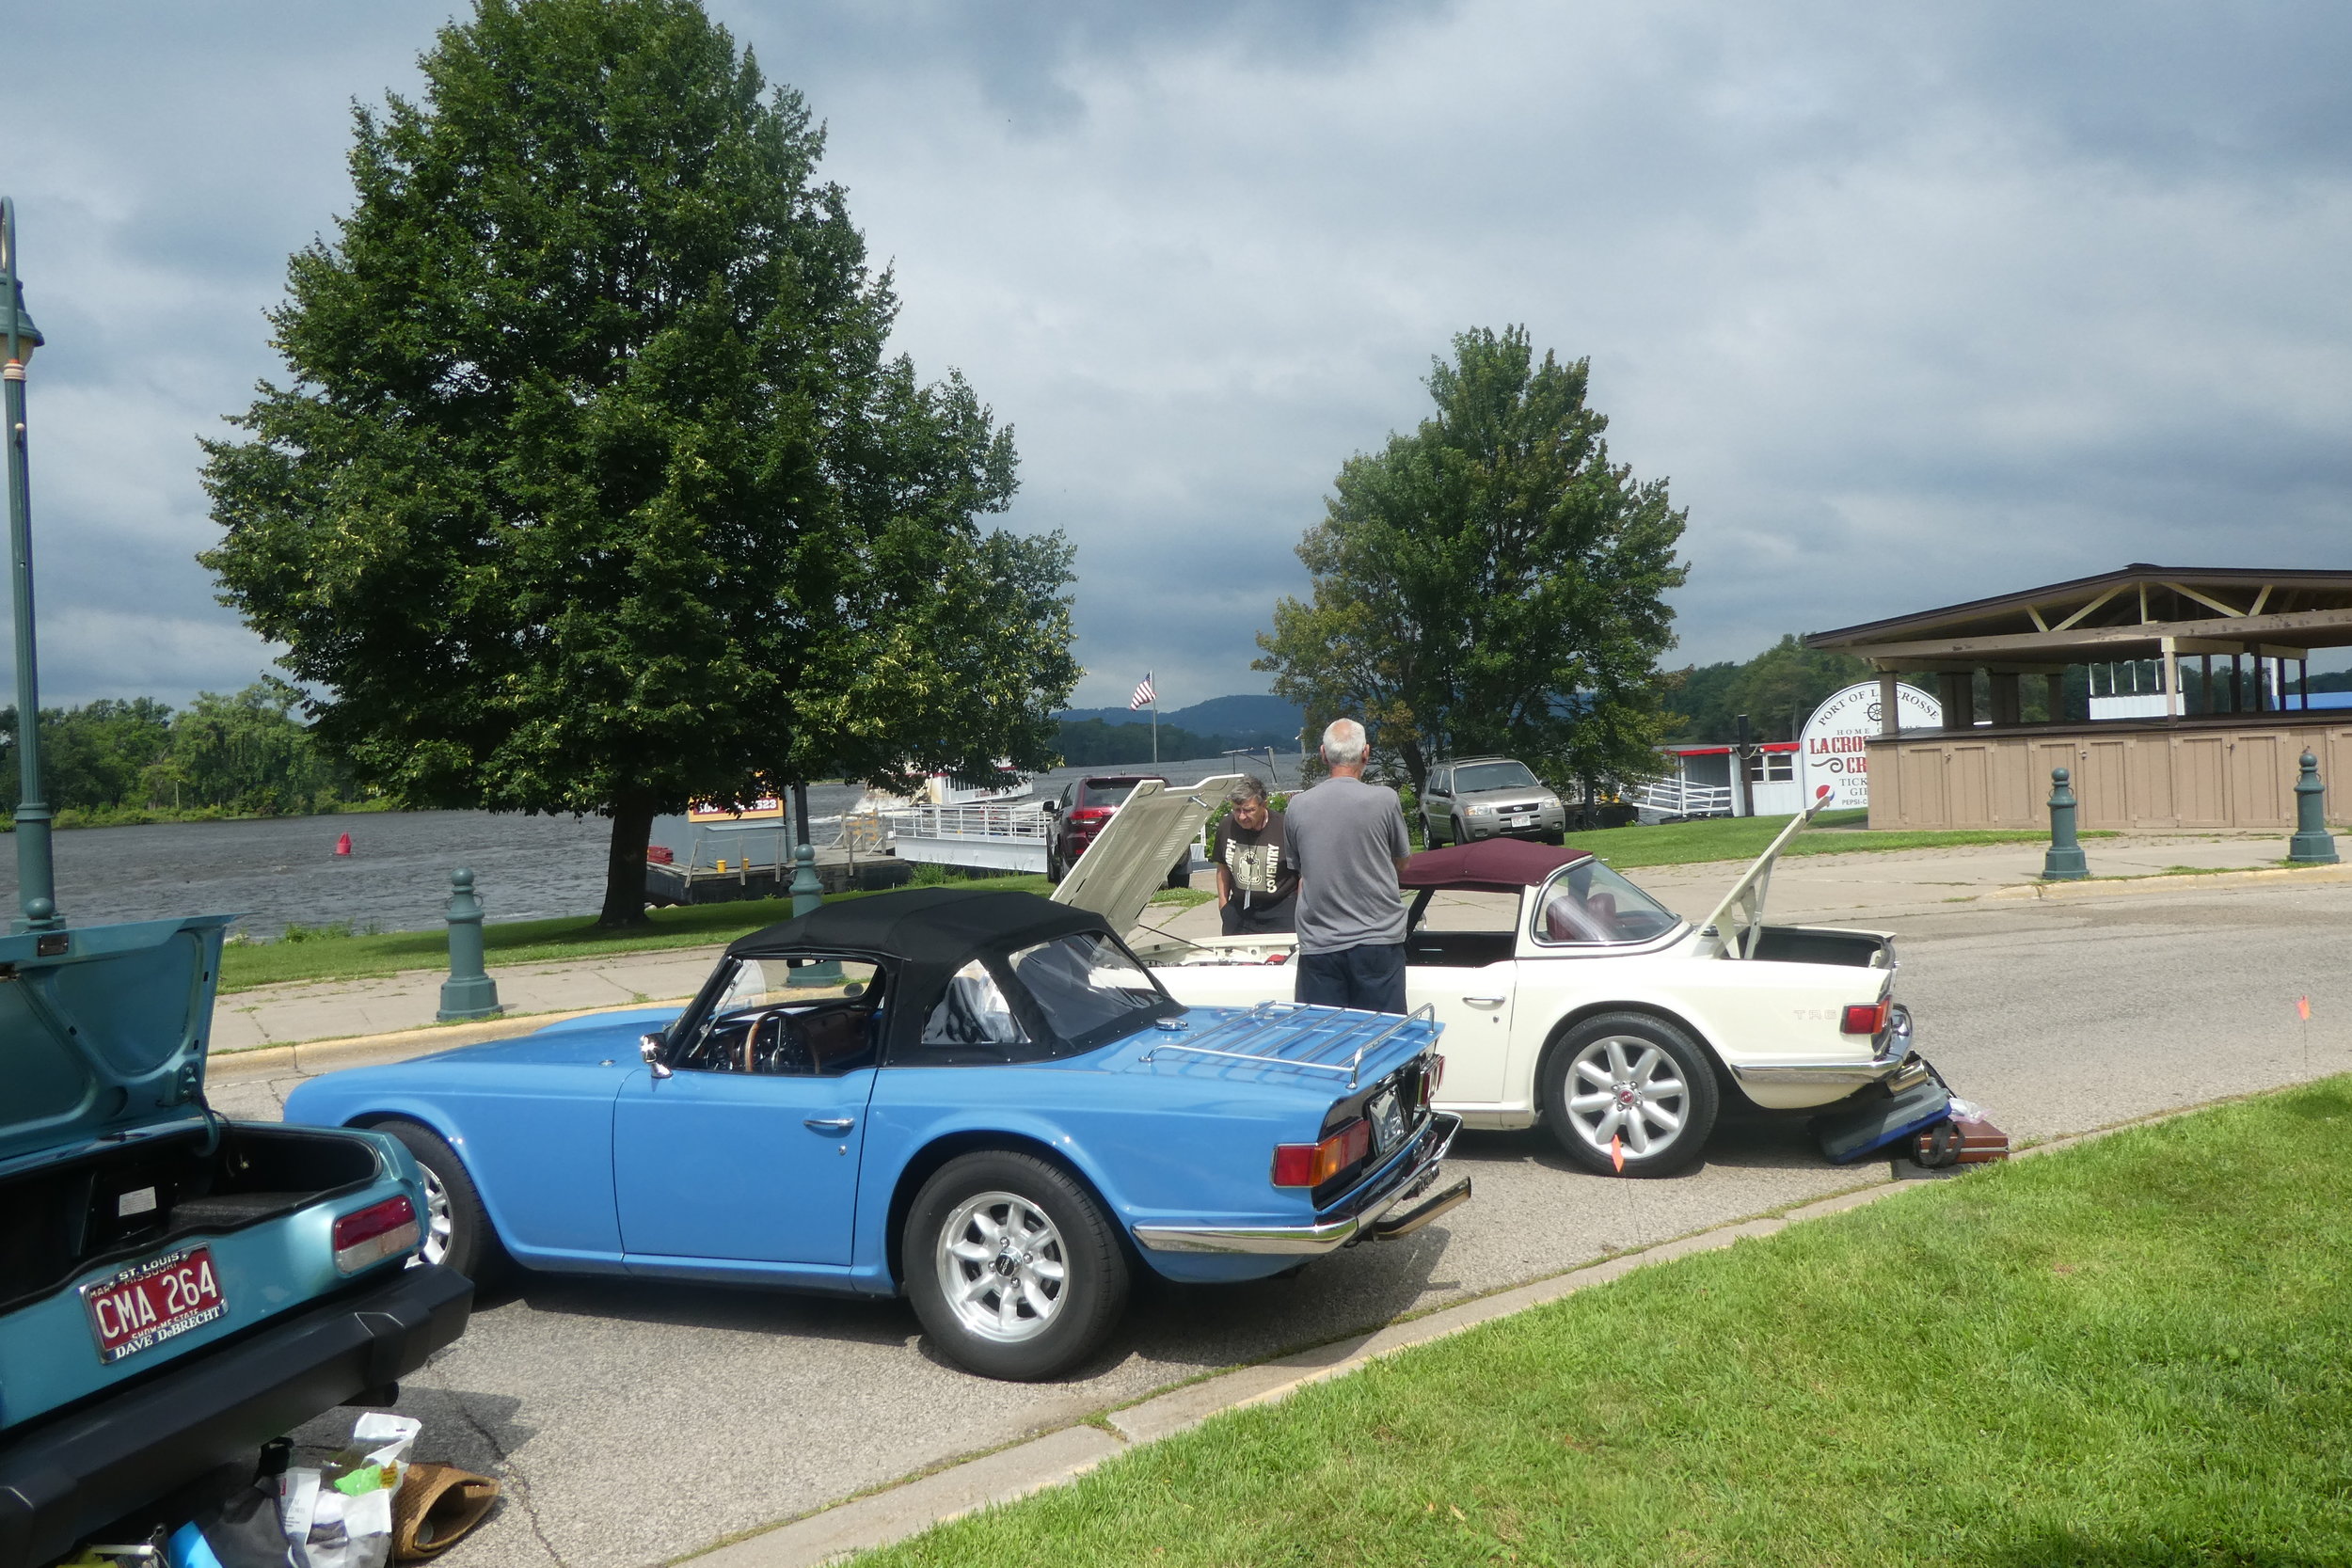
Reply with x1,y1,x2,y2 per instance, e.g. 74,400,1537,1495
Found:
1,197,62,933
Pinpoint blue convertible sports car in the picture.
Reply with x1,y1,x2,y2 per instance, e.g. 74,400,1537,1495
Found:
284,889,1469,1379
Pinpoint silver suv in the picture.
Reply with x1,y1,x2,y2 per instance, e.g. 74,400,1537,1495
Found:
1420,758,1566,847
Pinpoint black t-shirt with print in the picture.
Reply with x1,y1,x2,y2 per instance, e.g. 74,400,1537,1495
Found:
1213,812,1298,907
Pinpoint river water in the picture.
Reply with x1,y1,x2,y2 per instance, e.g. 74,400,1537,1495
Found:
0,755,1304,939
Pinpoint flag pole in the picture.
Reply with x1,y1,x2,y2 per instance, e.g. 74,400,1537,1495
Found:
1152,683,1159,764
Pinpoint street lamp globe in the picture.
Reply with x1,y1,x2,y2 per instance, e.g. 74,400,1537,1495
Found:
3,278,39,366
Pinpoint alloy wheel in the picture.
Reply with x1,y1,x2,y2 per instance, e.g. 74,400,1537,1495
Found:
414,1162,453,1266
1563,1034,1689,1158
934,1189,1069,1343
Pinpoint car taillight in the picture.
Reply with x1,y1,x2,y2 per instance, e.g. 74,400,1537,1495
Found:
1426,1053,1445,1096
1070,807,1112,822
1265,951,1290,965
1272,1119,1372,1187
333,1196,420,1274
1842,1000,1890,1036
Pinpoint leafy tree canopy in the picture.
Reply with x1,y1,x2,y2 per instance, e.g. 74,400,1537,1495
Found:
1253,326,1688,793
1661,635,1881,745
200,0,1075,924
2,680,352,819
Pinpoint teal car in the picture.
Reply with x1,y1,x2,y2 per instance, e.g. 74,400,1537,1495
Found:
0,915,471,1568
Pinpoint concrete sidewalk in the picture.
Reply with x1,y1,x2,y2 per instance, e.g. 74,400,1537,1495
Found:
211,944,724,1053
211,828,2344,1055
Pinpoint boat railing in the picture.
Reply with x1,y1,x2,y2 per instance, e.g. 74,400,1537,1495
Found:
878,801,1051,845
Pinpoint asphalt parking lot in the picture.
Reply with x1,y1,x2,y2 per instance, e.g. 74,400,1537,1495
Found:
209,879,2352,1568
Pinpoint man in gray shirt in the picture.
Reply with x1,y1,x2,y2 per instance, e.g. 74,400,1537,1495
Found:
1283,718,1413,1013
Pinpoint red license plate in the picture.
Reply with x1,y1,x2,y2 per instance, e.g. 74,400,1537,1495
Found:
81,1245,230,1364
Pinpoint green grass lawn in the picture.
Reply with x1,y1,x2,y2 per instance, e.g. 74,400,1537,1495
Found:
1575,807,2114,870
861,1079,2352,1567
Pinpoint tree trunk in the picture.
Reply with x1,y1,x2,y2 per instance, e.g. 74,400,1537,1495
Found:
598,800,656,927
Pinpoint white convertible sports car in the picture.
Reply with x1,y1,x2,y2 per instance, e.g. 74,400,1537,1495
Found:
1052,783,1917,1178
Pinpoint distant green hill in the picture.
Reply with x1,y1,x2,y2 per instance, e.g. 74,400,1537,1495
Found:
1054,694,1302,750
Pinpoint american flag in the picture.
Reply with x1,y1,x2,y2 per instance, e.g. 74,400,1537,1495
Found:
1129,673,1156,710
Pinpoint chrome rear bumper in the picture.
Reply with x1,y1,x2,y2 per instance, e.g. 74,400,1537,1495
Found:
1726,1005,1917,1086
1134,1113,1466,1256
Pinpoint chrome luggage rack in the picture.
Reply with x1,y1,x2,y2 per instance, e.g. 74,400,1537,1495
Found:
1143,1001,1438,1089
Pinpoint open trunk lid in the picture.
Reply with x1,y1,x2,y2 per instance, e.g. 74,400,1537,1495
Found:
1050,774,1243,935
1692,787,1836,959
1,914,235,1169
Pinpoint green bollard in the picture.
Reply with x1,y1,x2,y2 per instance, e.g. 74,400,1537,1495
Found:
436,866,504,1021
786,782,841,986
2042,767,2090,880
789,840,824,917
2287,751,2341,865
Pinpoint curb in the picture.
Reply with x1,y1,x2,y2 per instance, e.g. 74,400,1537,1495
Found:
686,1183,1906,1567
1983,861,2352,902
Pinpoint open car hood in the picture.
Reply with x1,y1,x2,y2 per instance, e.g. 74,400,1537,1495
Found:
1692,787,1835,958
0,914,235,1168
1050,774,1244,937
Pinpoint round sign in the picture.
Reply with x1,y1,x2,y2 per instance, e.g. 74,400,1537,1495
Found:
1799,681,1943,810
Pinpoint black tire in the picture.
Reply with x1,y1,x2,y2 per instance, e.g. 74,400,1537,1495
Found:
1539,1012,1719,1179
1541,830,1565,847
1044,845,1065,884
904,1150,1129,1380
1165,857,1191,890
1450,814,1469,845
373,1120,513,1287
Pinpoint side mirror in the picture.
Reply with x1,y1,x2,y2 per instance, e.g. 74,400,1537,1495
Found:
1041,800,1060,816
640,1033,673,1079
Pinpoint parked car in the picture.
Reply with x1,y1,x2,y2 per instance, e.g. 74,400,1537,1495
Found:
1147,804,1926,1179
0,915,472,1568
1043,773,1191,887
282,889,1468,1381
1420,758,1567,846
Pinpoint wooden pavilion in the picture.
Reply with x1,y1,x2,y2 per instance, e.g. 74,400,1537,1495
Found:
1804,565,2352,831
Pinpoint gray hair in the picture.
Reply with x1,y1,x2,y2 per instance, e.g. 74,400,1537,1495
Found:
1227,775,1269,805
1321,718,1368,767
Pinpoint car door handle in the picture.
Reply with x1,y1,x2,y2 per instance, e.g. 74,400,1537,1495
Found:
804,1117,856,1133
1461,996,1506,1006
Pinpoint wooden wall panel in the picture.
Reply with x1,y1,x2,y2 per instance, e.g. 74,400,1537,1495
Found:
1948,746,1992,828
2127,736,2175,825
2232,734,2291,828
2174,736,2230,827
2078,739,2130,828
1863,721,2351,830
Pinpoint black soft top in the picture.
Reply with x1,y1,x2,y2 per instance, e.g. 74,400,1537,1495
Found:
723,889,1112,1039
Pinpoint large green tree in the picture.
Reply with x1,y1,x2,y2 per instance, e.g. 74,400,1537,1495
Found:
1254,326,1688,794
201,0,1075,924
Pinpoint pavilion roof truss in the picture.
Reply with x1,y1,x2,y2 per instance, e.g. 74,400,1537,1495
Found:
1804,567,2352,671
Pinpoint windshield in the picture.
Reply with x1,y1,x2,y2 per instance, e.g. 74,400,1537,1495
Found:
1532,861,1683,945
1454,762,1540,794
1008,932,1170,1044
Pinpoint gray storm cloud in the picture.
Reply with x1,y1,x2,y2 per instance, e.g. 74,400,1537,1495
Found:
4,1,2346,709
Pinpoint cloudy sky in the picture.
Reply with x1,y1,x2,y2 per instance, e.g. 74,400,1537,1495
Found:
6,1,2348,710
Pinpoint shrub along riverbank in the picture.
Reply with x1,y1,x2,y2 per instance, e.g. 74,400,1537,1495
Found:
861,1077,2352,1567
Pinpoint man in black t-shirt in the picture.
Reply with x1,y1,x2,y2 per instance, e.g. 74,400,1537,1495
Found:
1212,776,1297,935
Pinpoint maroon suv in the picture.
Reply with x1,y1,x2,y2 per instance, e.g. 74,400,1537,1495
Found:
1044,774,1193,885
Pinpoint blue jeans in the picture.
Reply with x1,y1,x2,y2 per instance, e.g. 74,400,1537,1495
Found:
1294,942,1407,1014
